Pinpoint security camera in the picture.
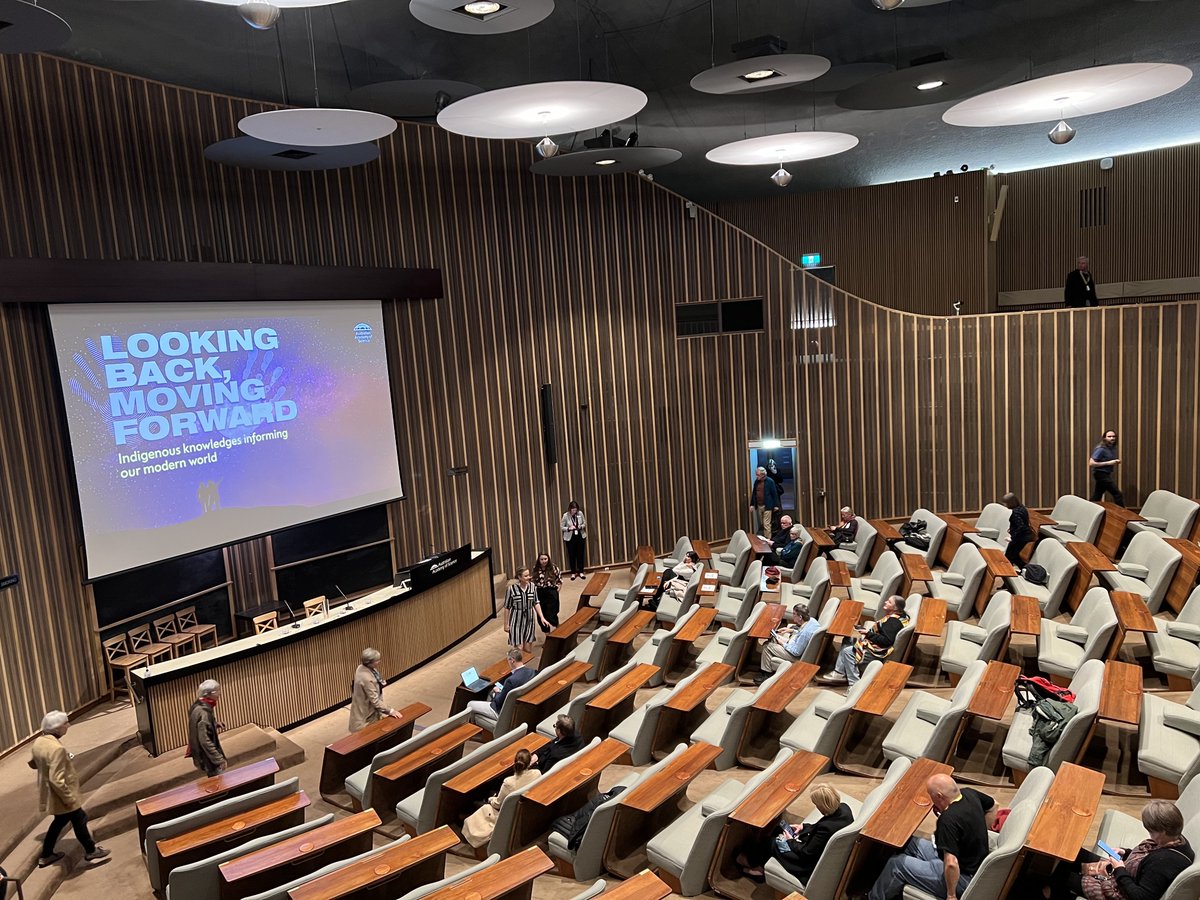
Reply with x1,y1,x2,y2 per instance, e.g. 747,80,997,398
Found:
952,301,963,316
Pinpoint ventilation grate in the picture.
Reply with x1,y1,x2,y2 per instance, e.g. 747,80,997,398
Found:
1080,186,1107,228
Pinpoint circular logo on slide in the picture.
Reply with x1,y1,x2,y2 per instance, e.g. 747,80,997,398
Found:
353,322,374,344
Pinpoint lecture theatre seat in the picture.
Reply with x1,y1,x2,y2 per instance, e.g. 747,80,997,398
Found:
882,659,988,763
929,543,989,620
781,556,832,614
1095,776,1200,900
940,591,1013,678
1148,585,1200,689
1002,658,1103,778
717,530,750,565
1004,539,1077,618
610,664,726,766
1098,531,1181,613
574,604,642,679
715,561,762,628
239,836,411,900
1129,490,1200,540
469,655,578,737
344,711,473,812
646,749,791,897
779,661,884,762
694,602,764,669
1138,684,1200,798
829,517,876,577
655,567,703,627
1037,587,1119,680
166,814,334,900
1038,495,1106,546
690,661,795,771
778,526,815,582
597,564,650,624
849,551,904,618
534,660,643,738
763,756,910,899
716,532,752,586
895,508,947,565
396,854,501,899
629,604,705,686
654,536,693,573
966,503,1010,553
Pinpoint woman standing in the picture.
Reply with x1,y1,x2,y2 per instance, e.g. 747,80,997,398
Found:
504,567,548,653
561,500,588,580
532,552,563,632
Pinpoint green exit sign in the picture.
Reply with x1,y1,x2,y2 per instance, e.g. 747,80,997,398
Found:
800,253,822,267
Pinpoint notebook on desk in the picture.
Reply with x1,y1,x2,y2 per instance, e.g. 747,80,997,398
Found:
460,667,490,692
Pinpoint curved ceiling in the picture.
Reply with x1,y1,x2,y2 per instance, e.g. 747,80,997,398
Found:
31,0,1200,201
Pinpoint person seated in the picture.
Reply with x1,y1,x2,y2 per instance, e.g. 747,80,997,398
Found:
1002,492,1035,568
461,748,538,848
531,714,583,773
869,774,994,899
778,525,807,568
735,784,853,880
755,603,821,684
465,649,536,719
650,551,701,609
817,595,908,686
819,507,859,557
1041,799,1194,900
771,515,795,549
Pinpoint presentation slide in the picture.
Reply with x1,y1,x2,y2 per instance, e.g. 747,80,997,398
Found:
48,299,404,580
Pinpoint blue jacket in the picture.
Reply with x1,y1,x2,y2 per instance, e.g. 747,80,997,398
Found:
492,665,536,712
749,476,781,509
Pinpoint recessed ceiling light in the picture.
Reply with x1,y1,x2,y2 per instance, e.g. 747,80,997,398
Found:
916,80,945,91
739,69,782,83
594,158,617,166
458,1,504,18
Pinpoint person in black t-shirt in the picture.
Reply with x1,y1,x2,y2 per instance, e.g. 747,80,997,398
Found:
1002,493,1035,568
1088,430,1124,506
868,774,994,900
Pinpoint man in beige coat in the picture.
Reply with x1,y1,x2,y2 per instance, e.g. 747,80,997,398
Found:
30,711,110,867
348,648,402,732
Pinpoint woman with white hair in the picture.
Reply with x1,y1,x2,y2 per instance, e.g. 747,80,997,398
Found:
30,711,109,867
349,648,401,732
187,680,227,775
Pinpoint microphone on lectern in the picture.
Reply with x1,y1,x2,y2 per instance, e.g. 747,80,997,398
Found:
336,584,353,611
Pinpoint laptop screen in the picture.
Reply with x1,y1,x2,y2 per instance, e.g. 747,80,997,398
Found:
460,667,479,686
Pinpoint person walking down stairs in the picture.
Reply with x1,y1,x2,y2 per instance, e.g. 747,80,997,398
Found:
29,710,110,868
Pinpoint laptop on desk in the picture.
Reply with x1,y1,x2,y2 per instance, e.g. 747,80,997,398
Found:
460,667,491,692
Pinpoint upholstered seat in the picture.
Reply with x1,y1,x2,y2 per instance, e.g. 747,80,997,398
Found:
967,502,1011,553
1003,539,1077,618
781,557,832,615
718,530,750,565
1099,531,1181,614
567,881,607,900
715,561,763,628
1038,495,1106,545
1002,658,1103,774
1038,587,1119,678
468,655,576,735
395,726,530,835
764,757,911,898
1138,685,1200,795
345,711,474,810
655,567,704,627
598,563,650,624
240,837,411,900
395,855,500,899
849,552,904,618
829,517,877,577
777,527,815,583
536,660,642,738
1128,490,1200,540
895,509,946,565
883,659,988,762
655,536,694,572
716,532,753,586
1149,585,1200,685
690,662,794,770
573,604,642,679
695,602,765,669
940,592,1013,677
646,749,791,897
610,663,729,766
930,543,989,620
630,604,705,686
547,769,641,881
780,661,884,763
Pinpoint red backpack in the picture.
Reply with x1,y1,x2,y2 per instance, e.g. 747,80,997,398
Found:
1014,675,1075,709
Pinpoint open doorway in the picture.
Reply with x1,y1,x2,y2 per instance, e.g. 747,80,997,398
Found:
747,441,798,531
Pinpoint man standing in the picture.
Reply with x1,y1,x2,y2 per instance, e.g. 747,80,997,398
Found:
349,648,403,732
31,711,110,867
187,680,227,776
748,466,781,537
1089,430,1124,506
467,649,536,720
869,774,994,900
1064,256,1097,308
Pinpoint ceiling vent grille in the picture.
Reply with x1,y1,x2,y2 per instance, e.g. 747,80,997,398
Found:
1080,186,1107,228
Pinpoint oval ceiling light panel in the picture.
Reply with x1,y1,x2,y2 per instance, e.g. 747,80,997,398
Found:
706,132,859,166
943,63,1193,126
409,0,553,35
238,108,398,146
690,54,831,95
0,0,72,54
530,146,682,176
437,81,647,139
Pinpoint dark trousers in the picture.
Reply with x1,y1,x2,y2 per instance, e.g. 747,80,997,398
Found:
537,587,560,631
42,808,95,857
1005,536,1033,568
1090,473,1124,506
565,536,586,574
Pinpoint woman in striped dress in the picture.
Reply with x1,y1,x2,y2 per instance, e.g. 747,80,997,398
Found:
504,567,548,653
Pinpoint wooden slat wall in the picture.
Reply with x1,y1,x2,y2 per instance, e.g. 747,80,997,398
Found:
713,172,990,316
996,144,1200,292
1,53,1198,754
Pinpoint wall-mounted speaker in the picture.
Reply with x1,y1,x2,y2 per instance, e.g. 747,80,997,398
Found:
540,383,557,466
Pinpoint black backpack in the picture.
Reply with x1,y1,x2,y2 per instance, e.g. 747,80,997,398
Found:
1022,563,1049,586
551,785,626,849
899,519,927,538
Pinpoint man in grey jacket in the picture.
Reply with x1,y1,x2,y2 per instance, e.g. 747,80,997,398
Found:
187,680,227,776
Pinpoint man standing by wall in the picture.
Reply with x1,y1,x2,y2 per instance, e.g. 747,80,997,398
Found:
748,466,781,536
1064,256,1097,308
1089,430,1124,506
